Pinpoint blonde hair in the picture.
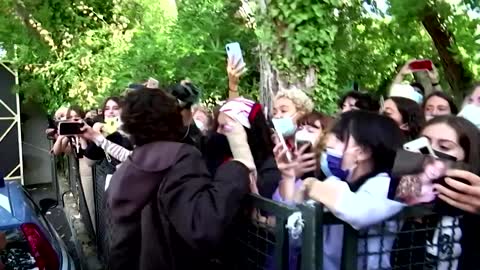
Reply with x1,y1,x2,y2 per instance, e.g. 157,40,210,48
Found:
54,106,68,120
275,89,314,113
192,104,211,116
192,105,213,126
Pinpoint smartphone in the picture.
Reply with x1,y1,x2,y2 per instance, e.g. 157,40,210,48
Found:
296,140,312,153
146,77,159,88
58,121,84,136
379,95,385,113
271,122,292,162
403,137,436,157
226,42,245,65
295,131,313,153
103,117,120,135
409,59,433,72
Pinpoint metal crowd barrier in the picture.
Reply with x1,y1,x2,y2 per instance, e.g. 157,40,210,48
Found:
92,158,114,263
62,157,462,270
66,154,96,239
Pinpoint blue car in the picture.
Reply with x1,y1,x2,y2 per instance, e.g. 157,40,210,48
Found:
0,180,75,270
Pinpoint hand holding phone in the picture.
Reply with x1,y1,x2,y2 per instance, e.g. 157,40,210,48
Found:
272,122,292,162
226,42,245,66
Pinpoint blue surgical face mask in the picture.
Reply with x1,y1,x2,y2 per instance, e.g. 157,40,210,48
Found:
320,149,349,180
272,116,297,137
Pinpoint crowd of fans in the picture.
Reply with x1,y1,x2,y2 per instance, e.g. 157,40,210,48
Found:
46,59,480,270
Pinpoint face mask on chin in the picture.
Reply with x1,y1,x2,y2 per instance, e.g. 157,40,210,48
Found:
272,115,297,137
458,104,480,128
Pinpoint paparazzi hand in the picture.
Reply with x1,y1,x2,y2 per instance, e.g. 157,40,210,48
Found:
434,169,480,214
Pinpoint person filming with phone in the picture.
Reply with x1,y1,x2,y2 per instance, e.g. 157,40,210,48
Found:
273,110,405,270
391,115,480,270
394,59,442,93
80,96,133,166
50,105,85,156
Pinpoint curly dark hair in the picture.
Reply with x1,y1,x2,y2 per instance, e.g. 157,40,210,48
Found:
121,87,184,146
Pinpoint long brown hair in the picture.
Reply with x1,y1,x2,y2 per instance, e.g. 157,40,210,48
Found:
424,116,480,174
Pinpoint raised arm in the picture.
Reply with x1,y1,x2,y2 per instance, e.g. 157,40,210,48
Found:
304,175,404,229
160,147,250,252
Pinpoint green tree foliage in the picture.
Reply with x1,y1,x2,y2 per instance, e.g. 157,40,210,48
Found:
1,0,479,113
0,0,256,112
256,0,480,112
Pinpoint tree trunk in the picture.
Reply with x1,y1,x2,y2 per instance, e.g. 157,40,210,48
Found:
257,0,316,115
421,5,472,98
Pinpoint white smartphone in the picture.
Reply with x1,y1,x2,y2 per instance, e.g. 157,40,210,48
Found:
272,122,293,162
403,137,437,157
146,77,159,88
380,95,385,113
294,131,313,152
226,42,245,65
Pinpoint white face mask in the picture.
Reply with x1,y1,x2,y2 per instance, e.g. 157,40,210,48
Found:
194,119,205,131
458,104,480,128
294,129,317,146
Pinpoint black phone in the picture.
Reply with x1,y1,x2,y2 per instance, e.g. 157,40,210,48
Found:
58,122,84,136
296,140,312,153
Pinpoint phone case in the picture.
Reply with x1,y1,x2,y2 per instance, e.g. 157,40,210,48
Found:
226,42,244,65
104,118,119,135
409,60,433,71
403,137,435,156
58,122,83,135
